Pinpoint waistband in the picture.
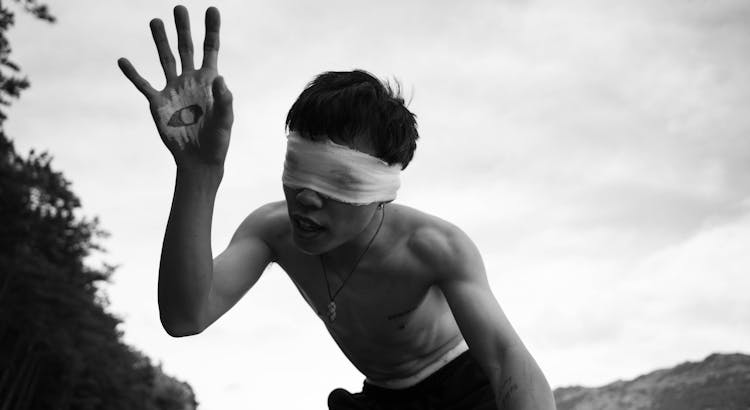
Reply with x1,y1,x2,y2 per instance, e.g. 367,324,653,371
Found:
365,339,469,390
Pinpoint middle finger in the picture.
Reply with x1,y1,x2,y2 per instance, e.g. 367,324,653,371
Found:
174,6,194,72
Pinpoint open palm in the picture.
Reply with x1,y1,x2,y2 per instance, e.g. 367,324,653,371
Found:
118,6,233,167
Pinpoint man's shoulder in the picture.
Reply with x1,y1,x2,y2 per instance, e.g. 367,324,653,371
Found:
390,204,474,269
391,204,484,284
232,200,290,242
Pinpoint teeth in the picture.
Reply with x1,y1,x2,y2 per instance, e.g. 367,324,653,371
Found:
297,217,320,231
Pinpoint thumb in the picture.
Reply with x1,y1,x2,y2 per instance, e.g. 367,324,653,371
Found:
211,76,234,128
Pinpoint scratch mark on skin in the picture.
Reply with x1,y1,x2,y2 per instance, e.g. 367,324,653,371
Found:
386,307,415,321
499,376,519,409
387,307,416,330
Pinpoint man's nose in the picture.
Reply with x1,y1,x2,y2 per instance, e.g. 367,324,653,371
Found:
296,188,324,209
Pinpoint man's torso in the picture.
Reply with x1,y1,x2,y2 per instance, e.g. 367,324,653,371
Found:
258,201,465,382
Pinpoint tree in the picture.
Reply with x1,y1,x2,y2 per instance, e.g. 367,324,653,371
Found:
0,2,197,409
0,0,53,123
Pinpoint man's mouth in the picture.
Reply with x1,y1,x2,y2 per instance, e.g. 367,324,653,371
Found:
293,214,325,235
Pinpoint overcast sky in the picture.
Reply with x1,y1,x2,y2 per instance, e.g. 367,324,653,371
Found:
7,0,750,409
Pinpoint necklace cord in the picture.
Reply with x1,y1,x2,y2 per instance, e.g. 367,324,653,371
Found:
320,205,385,302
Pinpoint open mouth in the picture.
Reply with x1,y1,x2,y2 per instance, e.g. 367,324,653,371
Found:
293,214,325,235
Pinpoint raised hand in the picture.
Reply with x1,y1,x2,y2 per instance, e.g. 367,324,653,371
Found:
118,6,233,168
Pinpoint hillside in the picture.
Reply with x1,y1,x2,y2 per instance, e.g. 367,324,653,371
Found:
554,353,750,410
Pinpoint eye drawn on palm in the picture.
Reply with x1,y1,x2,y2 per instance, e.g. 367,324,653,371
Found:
119,6,233,165
153,74,214,150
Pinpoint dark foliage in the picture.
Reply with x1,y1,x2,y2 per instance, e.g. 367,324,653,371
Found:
0,1,54,123
0,2,197,409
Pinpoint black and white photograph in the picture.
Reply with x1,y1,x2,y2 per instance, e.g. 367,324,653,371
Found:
2,0,748,409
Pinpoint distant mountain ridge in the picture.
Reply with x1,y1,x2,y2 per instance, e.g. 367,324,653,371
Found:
553,353,750,410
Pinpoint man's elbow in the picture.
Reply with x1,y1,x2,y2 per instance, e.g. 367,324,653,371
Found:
164,326,203,338
497,345,556,409
160,315,205,338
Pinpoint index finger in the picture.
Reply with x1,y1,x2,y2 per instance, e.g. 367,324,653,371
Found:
201,7,220,70
117,58,158,99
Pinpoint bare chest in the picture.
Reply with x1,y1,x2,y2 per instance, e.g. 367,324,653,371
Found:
277,251,461,378
266,213,464,378
277,249,437,334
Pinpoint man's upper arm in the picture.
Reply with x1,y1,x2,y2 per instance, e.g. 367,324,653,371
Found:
423,225,555,409
417,225,525,378
200,203,280,330
423,226,525,365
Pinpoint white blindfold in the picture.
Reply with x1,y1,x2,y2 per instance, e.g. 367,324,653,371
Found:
282,131,401,205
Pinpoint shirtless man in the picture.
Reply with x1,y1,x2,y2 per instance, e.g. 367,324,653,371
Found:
118,6,556,409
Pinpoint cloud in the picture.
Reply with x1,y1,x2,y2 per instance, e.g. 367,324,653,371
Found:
6,0,750,407
497,199,750,387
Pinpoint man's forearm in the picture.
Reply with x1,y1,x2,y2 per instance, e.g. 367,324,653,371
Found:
158,165,223,336
490,346,556,410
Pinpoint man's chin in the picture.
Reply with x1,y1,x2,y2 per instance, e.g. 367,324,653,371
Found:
291,233,328,255
294,244,323,256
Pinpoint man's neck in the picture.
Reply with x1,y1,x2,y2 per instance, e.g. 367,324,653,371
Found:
321,206,385,276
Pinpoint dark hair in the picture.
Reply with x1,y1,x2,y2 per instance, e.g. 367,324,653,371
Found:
285,70,419,170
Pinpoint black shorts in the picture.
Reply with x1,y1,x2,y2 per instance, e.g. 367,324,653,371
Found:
327,351,495,410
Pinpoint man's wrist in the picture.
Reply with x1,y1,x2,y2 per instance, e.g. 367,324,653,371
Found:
176,162,225,185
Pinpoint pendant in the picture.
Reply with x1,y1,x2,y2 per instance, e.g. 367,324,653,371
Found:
327,300,337,323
